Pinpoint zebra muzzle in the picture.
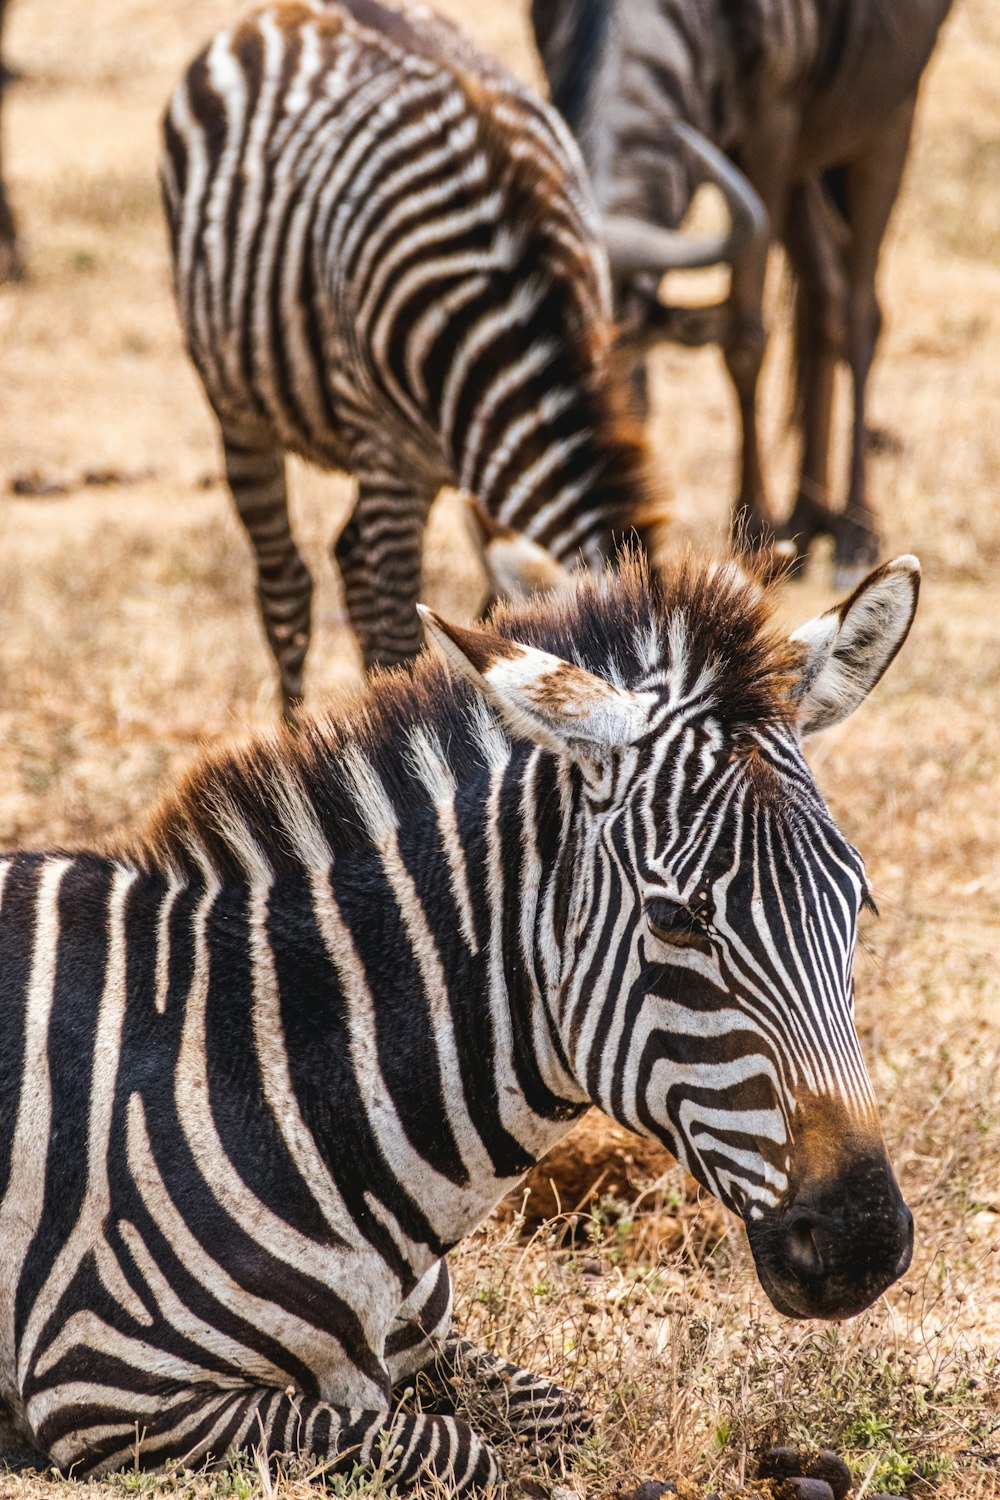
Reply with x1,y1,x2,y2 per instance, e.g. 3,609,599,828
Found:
747,1156,914,1320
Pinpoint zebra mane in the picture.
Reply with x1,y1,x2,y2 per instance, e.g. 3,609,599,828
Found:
129,554,801,883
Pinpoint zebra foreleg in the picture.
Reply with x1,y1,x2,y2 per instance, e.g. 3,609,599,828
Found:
40,1383,497,1490
387,1262,590,1448
223,434,313,720
428,1338,592,1447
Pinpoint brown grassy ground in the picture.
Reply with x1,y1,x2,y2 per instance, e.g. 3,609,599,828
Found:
0,0,998,1495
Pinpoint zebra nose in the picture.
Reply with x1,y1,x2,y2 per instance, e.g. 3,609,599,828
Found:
779,1196,914,1287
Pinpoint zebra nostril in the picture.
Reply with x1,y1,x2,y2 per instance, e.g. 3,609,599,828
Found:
780,1210,828,1280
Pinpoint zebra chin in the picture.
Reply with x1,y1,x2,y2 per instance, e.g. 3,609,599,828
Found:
742,1153,914,1321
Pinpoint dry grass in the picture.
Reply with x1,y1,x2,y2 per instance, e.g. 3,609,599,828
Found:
1,0,999,1495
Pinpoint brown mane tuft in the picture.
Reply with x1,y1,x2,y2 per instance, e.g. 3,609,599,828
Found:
125,553,802,881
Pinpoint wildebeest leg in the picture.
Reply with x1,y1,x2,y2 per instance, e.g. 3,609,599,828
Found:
0,0,23,283
223,431,313,721
833,99,918,587
723,116,794,554
333,444,434,672
724,245,772,551
617,281,654,422
781,176,849,570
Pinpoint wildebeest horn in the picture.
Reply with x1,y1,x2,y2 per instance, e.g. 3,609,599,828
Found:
601,121,768,275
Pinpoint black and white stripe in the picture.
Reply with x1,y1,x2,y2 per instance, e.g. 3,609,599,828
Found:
161,0,653,717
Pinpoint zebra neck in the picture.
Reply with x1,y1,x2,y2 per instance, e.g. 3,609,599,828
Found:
241,747,588,1254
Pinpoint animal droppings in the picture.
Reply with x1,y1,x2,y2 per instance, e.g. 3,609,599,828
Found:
627,1483,679,1500
779,1482,835,1500
757,1446,852,1500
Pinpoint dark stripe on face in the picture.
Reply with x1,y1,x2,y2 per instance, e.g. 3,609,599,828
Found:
498,760,581,1123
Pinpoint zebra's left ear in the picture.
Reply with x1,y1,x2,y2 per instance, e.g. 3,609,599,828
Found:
417,606,653,760
790,555,920,736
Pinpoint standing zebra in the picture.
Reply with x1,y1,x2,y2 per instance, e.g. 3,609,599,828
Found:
0,551,919,1482
163,0,691,717
531,0,952,581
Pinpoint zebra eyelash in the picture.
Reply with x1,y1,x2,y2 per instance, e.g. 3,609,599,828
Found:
861,888,879,918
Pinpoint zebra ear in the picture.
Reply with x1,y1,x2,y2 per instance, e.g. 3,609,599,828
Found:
417,606,652,759
464,498,570,601
790,555,920,736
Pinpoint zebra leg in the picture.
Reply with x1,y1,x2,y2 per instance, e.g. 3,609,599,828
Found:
223,434,313,720
431,1337,592,1446
39,1382,497,1490
333,452,433,673
388,1261,590,1447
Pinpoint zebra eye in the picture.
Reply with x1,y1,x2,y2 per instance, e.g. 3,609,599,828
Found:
645,897,712,949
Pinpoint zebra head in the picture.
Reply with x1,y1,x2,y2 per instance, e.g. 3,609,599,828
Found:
421,554,919,1319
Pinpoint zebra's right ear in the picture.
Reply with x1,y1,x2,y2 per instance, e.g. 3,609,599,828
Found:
417,606,652,760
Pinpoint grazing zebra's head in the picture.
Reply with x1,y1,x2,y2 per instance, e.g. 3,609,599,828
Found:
421,553,919,1320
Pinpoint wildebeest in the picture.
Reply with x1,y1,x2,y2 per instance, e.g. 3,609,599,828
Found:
531,0,953,582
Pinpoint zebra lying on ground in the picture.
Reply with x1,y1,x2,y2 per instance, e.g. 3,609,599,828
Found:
162,0,689,719
0,550,919,1484
531,0,952,582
